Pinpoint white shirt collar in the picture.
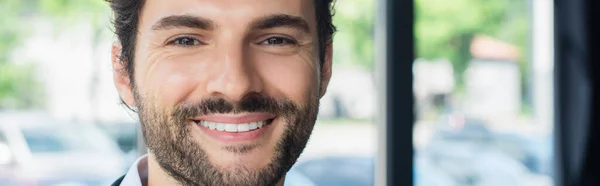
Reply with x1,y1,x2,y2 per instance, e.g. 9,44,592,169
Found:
119,154,148,186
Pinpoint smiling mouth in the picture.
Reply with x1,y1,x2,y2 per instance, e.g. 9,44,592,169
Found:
193,118,275,133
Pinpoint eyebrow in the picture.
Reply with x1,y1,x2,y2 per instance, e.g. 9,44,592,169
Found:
151,15,215,31
250,14,310,33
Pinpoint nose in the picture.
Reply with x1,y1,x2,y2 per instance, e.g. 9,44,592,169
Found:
205,42,264,102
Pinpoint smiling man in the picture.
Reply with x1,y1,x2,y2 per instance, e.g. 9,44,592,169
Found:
106,0,335,186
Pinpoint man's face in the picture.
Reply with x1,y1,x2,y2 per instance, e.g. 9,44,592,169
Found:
112,0,332,185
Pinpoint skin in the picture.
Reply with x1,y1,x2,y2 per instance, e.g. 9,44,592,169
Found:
111,0,333,185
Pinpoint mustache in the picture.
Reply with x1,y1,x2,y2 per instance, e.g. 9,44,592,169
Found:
172,93,297,119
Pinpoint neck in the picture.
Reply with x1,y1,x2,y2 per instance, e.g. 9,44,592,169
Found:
147,153,287,186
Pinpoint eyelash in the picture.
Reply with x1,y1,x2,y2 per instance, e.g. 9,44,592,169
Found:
259,36,298,46
167,36,203,47
166,35,297,47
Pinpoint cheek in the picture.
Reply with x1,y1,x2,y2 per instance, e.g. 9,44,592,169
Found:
256,54,319,103
135,45,319,109
138,53,211,109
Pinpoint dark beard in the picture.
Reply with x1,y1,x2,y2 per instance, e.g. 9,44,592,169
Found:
136,92,319,186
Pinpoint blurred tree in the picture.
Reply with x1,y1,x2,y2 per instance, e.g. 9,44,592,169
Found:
332,0,375,70
37,0,111,123
415,0,530,89
0,0,44,109
0,0,22,64
331,0,529,90
0,0,109,109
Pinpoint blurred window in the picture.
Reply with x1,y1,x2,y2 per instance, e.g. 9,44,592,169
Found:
413,0,555,185
0,0,559,185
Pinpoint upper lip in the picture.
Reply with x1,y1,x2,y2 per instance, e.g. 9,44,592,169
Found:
192,112,276,124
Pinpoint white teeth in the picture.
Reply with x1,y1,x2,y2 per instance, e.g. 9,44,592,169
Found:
216,123,225,131
249,122,258,130
198,120,271,132
225,124,238,132
237,124,250,132
258,121,264,128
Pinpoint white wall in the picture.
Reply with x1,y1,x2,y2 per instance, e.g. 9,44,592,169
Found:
464,59,521,119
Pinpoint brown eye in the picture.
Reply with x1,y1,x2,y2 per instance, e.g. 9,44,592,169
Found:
170,37,201,47
260,37,297,45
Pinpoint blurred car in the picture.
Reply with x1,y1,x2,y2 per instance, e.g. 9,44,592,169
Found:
414,151,457,186
423,117,551,185
523,135,553,176
283,167,318,186
0,112,125,186
289,154,459,186
97,121,142,170
98,121,138,153
292,156,374,186
491,132,553,176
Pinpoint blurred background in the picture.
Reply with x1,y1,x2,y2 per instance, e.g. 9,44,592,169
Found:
0,0,554,185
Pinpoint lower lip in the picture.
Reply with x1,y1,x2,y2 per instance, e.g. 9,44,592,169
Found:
194,121,271,143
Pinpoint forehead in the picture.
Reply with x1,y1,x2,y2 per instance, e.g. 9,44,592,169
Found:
139,0,316,31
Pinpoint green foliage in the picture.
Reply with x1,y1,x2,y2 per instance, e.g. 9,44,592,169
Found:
38,0,109,30
0,63,44,109
0,0,25,64
416,0,530,87
0,0,109,109
332,0,375,70
0,0,35,109
38,0,107,18
331,0,529,80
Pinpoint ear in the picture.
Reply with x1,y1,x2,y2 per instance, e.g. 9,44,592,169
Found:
319,40,333,98
112,41,136,108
